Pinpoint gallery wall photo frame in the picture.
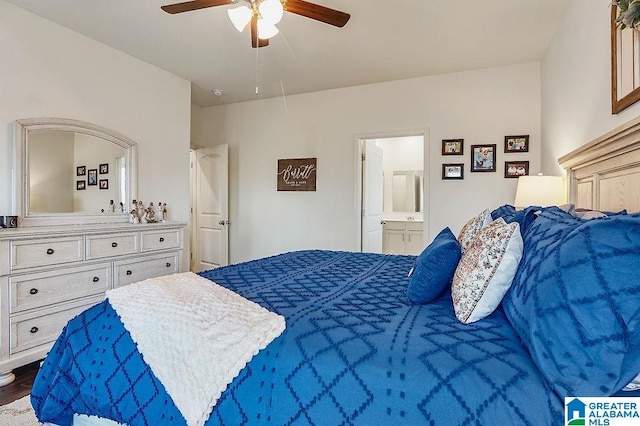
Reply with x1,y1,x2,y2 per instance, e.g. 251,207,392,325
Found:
504,135,529,153
76,180,86,190
442,163,464,180
504,161,530,178
442,139,464,155
99,163,109,174
470,144,496,172
76,165,86,176
99,179,109,189
611,5,640,113
87,169,98,186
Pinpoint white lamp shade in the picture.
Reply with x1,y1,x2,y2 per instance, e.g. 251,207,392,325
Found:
259,0,284,24
228,6,252,32
514,175,566,208
257,20,279,39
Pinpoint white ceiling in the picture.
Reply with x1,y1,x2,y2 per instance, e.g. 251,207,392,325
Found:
5,0,570,107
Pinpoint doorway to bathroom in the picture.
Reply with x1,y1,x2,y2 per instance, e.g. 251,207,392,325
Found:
356,130,428,255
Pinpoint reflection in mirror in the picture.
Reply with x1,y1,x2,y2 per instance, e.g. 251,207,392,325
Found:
392,170,423,212
14,118,137,227
28,131,126,214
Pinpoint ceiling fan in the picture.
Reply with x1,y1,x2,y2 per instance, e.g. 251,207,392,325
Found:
161,0,350,48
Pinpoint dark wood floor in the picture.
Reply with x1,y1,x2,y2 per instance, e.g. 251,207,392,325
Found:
0,360,40,406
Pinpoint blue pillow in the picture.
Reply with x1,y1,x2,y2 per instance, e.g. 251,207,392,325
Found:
406,227,461,304
491,204,542,235
502,207,640,397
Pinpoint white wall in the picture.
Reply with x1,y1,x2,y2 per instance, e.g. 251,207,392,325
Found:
199,62,542,263
0,2,191,246
541,0,640,174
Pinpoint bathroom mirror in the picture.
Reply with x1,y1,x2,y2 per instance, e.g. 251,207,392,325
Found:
14,118,137,227
392,170,423,212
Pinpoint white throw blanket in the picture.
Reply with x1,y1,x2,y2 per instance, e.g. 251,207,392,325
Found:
106,272,286,426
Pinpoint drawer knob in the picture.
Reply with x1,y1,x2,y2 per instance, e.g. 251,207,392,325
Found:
29,288,38,295
126,270,132,276
30,326,38,334
46,248,55,255
111,242,118,248
93,276,100,283
165,262,171,268
159,237,165,242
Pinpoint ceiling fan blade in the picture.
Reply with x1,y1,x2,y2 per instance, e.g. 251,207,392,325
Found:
251,15,269,48
284,0,350,27
161,0,233,14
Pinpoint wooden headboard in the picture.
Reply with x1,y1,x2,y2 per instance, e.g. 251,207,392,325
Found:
559,116,640,213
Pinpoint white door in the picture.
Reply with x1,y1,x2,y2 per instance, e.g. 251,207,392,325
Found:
361,140,384,252
193,145,229,272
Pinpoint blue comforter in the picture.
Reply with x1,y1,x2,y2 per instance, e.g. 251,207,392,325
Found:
32,250,562,425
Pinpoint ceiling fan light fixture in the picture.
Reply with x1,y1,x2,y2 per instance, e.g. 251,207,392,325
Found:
257,19,279,39
259,0,283,25
227,5,252,32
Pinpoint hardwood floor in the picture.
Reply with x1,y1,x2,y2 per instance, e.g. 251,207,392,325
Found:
0,360,40,406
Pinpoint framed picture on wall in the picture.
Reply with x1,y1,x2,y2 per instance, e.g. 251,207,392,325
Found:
76,166,86,176
99,179,109,189
87,169,98,186
442,139,463,155
99,163,109,174
76,180,86,190
504,135,529,152
442,163,464,180
504,161,530,178
470,144,496,172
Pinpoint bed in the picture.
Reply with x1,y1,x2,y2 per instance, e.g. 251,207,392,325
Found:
30,118,640,426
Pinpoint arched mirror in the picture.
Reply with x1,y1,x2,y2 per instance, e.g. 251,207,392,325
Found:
14,118,137,227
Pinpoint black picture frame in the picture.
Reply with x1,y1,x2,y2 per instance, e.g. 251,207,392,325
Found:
442,139,464,155
99,163,109,174
76,165,86,176
470,144,497,172
504,161,530,178
87,169,98,186
99,179,109,189
76,180,86,190
504,135,529,153
442,163,464,180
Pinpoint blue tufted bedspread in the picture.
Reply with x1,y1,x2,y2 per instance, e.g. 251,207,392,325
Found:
32,250,562,425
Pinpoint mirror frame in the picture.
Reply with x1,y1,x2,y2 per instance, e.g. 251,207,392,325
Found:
14,117,137,227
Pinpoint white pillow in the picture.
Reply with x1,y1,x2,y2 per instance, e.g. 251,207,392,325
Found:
457,208,491,253
452,218,523,324
623,372,640,391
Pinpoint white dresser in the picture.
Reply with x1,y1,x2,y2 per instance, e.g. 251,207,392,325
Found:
0,221,186,385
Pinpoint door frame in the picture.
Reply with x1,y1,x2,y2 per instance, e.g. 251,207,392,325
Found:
354,128,430,252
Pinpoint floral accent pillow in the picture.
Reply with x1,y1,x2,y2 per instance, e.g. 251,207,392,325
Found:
457,209,492,253
452,218,523,324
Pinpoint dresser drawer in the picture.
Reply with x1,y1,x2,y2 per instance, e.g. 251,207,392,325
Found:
86,233,139,259
10,237,84,271
9,264,111,314
10,296,103,355
141,229,180,252
114,252,180,288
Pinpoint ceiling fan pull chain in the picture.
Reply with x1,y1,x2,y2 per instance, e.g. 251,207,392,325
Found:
255,42,260,95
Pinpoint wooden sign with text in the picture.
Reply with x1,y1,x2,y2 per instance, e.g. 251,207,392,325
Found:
277,158,317,191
